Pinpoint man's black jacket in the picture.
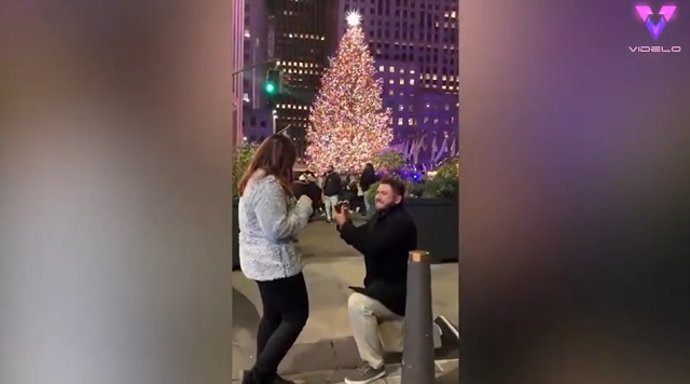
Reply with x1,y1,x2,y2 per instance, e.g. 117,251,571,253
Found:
338,203,417,316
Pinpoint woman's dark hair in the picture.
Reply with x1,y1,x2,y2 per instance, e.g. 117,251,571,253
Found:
364,162,374,172
238,134,297,196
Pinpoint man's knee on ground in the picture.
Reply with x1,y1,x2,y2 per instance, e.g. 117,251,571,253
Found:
348,292,375,316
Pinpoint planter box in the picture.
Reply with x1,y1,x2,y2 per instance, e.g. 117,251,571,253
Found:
405,198,459,263
232,200,240,270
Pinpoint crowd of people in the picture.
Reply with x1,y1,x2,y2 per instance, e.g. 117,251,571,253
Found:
291,161,380,222
237,134,418,384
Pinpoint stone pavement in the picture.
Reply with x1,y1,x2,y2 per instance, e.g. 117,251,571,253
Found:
281,359,459,384
231,359,459,384
232,219,459,382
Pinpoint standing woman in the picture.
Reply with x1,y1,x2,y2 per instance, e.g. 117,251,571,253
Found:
238,135,313,384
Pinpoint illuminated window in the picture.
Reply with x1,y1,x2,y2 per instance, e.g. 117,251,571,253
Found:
433,75,438,80
451,11,457,18
424,117,429,123
389,66,395,73
442,75,447,81
398,118,403,126
445,104,450,111
434,118,439,124
389,79,395,85
409,79,415,85
398,105,404,111
410,70,415,74
399,68,405,74
399,79,405,85
408,118,414,125
379,65,384,71
389,90,394,95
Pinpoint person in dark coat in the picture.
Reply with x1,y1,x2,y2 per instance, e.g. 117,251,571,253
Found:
322,165,343,223
359,163,379,216
333,178,417,384
293,175,322,219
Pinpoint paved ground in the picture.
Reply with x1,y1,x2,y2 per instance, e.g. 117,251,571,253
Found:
232,218,460,382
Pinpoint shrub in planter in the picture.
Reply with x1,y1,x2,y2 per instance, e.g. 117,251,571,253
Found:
423,157,460,199
373,149,405,175
232,143,259,198
232,143,257,270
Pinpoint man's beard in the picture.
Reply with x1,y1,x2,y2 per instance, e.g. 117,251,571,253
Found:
375,201,396,213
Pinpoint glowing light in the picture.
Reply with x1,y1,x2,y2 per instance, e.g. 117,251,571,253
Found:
263,82,276,94
346,10,361,27
307,20,392,173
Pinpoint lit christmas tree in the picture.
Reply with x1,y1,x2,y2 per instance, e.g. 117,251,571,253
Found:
306,10,393,173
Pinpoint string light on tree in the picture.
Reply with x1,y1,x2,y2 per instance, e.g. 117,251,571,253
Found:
306,10,392,173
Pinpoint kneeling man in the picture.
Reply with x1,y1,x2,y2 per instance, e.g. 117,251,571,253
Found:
333,178,417,384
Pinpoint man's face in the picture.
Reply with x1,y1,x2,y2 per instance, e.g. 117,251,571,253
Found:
327,166,334,173
374,183,402,211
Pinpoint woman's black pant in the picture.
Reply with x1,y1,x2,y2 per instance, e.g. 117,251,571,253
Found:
254,272,309,377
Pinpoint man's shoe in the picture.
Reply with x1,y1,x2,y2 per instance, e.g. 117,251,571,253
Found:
344,362,386,384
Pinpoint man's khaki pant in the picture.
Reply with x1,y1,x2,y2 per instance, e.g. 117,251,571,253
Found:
347,292,403,369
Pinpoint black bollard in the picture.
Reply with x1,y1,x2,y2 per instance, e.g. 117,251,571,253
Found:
401,250,435,384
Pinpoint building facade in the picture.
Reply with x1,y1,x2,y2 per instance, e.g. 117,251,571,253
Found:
241,0,332,155
231,0,246,145
335,0,459,165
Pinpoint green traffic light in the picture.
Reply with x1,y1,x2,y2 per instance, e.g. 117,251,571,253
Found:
264,82,277,94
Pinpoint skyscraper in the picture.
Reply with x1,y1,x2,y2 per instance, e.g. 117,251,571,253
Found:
241,0,271,143
335,0,459,164
231,0,246,145
242,0,332,154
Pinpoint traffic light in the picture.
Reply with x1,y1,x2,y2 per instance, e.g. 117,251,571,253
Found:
264,80,277,95
263,69,280,96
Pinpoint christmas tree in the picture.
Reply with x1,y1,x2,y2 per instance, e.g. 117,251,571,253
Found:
306,11,393,173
